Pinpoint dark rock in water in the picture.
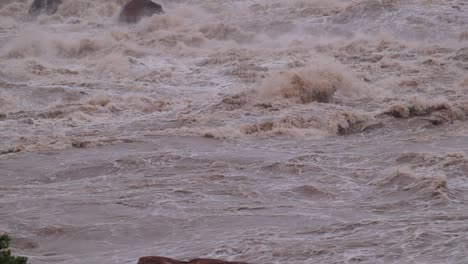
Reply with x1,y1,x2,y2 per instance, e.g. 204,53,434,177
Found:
138,256,186,264
29,0,62,16
119,0,164,23
137,256,249,264
188,259,248,264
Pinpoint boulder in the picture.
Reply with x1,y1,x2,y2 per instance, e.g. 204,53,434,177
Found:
188,259,248,264
29,0,62,16
137,256,249,264
138,256,186,264
119,0,164,23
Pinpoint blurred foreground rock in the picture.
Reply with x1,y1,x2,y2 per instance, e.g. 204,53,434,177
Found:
137,256,249,264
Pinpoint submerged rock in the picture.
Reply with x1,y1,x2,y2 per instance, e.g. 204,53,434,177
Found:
119,0,164,23
188,259,248,264
137,256,248,264
29,0,62,16
138,256,186,264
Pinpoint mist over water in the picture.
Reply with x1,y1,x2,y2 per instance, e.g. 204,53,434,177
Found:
1,0,468,263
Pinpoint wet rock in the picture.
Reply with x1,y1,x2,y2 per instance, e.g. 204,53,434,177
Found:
137,256,248,264
138,256,186,264
29,0,62,16
188,259,248,264
119,0,164,24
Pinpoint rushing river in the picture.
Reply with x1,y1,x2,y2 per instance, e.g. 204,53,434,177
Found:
1,0,468,263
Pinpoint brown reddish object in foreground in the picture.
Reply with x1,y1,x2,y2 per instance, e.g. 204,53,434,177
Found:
188,259,248,264
29,0,63,16
138,256,186,264
119,0,164,23
137,256,249,264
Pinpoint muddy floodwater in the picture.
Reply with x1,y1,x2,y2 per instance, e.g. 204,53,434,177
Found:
1,0,468,263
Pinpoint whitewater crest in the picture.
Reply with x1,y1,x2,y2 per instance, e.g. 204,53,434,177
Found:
368,167,449,203
259,65,347,104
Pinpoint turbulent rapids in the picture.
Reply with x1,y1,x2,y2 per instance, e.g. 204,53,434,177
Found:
1,0,468,263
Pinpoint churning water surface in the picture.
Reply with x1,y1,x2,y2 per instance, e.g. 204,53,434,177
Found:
1,0,468,263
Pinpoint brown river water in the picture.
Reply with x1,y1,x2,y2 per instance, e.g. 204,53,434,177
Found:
1,0,468,263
